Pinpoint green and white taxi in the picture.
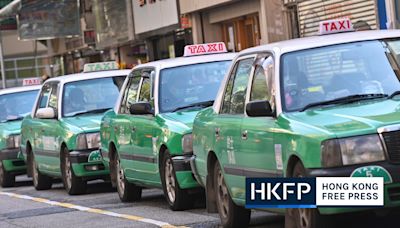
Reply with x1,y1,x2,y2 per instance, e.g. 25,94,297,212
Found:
20,62,129,195
0,85,40,187
191,19,400,227
100,43,235,210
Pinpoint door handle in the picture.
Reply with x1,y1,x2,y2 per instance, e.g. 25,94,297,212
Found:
241,130,248,140
215,128,220,138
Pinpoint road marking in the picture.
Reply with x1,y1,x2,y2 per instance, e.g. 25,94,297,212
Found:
0,191,187,228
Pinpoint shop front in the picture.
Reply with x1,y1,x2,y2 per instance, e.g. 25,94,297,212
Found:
132,0,192,61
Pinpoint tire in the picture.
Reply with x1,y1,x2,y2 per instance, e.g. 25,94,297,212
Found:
115,153,142,202
213,161,250,228
31,154,52,190
61,147,86,195
285,162,327,228
0,160,15,187
160,150,193,211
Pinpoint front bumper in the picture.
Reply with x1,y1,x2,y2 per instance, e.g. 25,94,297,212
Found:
307,161,400,214
69,150,109,178
0,148,26,173
171,155,200,189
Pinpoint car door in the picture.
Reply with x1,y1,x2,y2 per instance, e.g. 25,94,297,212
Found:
213,57,255,199
33,82,61,174
240,55,282,181
131,71,159,183
114,72,141,178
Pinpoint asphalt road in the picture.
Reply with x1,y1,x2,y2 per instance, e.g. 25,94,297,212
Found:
2,176,400,228
0,175,284,228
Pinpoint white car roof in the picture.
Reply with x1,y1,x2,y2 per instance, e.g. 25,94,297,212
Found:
132,53,236,70
238,30,400,56
0,85,41,95
44,69,131,85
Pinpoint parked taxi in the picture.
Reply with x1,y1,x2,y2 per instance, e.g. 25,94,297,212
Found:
20,62,129,195
0,85,40,187
191,19,400,227
100,43,235,210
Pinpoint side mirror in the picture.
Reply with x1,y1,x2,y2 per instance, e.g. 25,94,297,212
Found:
246,100,274,117
36,107,56,119
130,102,154,115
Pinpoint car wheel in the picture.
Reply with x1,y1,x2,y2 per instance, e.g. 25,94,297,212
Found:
61,147,86,195
31,154,52,190
115,153,142,202
161,150,193,211
0,160,15,187
213,161,250,228
285,162,327,228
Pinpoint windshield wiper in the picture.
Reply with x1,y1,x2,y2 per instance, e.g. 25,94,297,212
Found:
3,116,25,122
172,100,214,112
67,108,111,117
389,91,400,99
300,94,388,112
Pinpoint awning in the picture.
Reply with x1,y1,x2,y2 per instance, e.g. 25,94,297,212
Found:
0,0,21,19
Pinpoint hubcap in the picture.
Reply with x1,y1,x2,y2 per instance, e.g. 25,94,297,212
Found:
116,159,125,195
165,158,176,203
216,168,229,218
65,154,72,190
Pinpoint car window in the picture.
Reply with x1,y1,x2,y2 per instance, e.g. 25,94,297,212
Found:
120,75,141,114
62,76,125,117
221,58,253,114
48,83,59,111
281,40,400,111
0,90,39,123
159,61,231,113
38,84,51,109
250,66,269,101
250,56,274,103
138,77,151,102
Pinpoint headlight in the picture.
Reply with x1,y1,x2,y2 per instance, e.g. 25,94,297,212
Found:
321,134,385,167
6,135,21,149
182,134,193,155
76,133,100,150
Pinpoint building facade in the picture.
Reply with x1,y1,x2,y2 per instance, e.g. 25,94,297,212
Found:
180,0,289,52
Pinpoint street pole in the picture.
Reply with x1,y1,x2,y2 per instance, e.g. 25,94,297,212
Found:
0,30,5,89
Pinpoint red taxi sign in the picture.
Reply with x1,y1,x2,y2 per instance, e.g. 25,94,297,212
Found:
184,42,227,57
319,18,354,35
22,77,41,86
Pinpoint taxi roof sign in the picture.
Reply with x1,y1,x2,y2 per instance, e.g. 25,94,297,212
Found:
319,18,354,35
83,61,119,73
184,42,227,57
22,77,41,86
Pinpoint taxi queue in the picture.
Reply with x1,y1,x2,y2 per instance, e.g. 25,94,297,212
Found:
2,19,400,228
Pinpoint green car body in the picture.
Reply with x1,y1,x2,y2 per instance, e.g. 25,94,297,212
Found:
191,30,400,227
100,53,235,209
20,69,129,194
0,85,40,187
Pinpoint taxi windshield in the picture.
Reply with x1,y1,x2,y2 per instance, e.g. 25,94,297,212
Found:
159,61,231,113
281,40,400,112
0,90,39,123
62,76,125,117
